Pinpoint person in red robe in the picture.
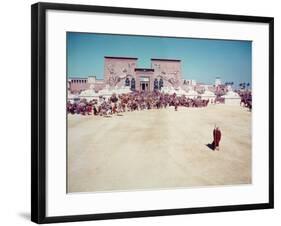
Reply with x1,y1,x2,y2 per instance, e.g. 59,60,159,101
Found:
212,126,222,150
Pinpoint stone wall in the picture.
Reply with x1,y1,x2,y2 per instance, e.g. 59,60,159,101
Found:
151,59,182,88
104,57,138,88
69,78,89,93
69,57,183,93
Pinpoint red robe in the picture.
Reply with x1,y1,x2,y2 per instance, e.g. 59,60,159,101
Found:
213,129,221,149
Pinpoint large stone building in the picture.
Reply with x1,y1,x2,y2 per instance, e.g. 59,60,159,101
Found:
69,56,182,93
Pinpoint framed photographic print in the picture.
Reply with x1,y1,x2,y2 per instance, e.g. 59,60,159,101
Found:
31,2,274,224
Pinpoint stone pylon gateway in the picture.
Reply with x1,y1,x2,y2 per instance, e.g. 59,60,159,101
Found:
69,56,183,93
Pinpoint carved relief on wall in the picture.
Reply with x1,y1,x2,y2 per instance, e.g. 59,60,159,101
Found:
153,63,181,87
106,62,136,87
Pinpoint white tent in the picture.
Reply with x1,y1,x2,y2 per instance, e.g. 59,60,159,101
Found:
161,86,188,96
67,92,79,103
222,91,241,105
200,90,216,102
79,89,97,96
174,87,187,96
161,86,175,95
79,89,100,101
113,86,132,95
68,92,78,99
185,89,199,98
79,85,132,101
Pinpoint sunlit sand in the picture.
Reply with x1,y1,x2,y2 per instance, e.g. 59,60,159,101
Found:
67,104,251,193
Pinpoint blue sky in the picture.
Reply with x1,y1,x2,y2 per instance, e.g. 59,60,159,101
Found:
67,32,252,86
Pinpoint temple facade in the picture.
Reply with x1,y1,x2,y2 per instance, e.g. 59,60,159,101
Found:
69,56,182,93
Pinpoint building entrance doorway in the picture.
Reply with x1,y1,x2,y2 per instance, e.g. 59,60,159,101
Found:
140,82,149,91
140,77,150,91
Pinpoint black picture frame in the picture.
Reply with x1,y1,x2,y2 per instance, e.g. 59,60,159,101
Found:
31,2,274,224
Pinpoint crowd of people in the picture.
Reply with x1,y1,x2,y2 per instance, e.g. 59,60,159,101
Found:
239,91,252,111
67,91,210,116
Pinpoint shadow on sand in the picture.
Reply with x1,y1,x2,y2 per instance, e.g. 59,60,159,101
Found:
206,143,214,151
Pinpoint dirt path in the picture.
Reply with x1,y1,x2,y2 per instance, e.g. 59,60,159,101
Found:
67,104,251,193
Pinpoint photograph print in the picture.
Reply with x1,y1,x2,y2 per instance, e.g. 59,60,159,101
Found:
66,32,252,193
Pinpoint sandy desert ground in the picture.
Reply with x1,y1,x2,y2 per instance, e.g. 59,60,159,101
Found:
67,104,251,193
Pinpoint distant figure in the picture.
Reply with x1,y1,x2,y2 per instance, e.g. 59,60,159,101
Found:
93,105,98,115
174,99,179,111
212,126,222,150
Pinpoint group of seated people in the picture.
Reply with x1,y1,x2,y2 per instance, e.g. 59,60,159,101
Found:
67,91,210,116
